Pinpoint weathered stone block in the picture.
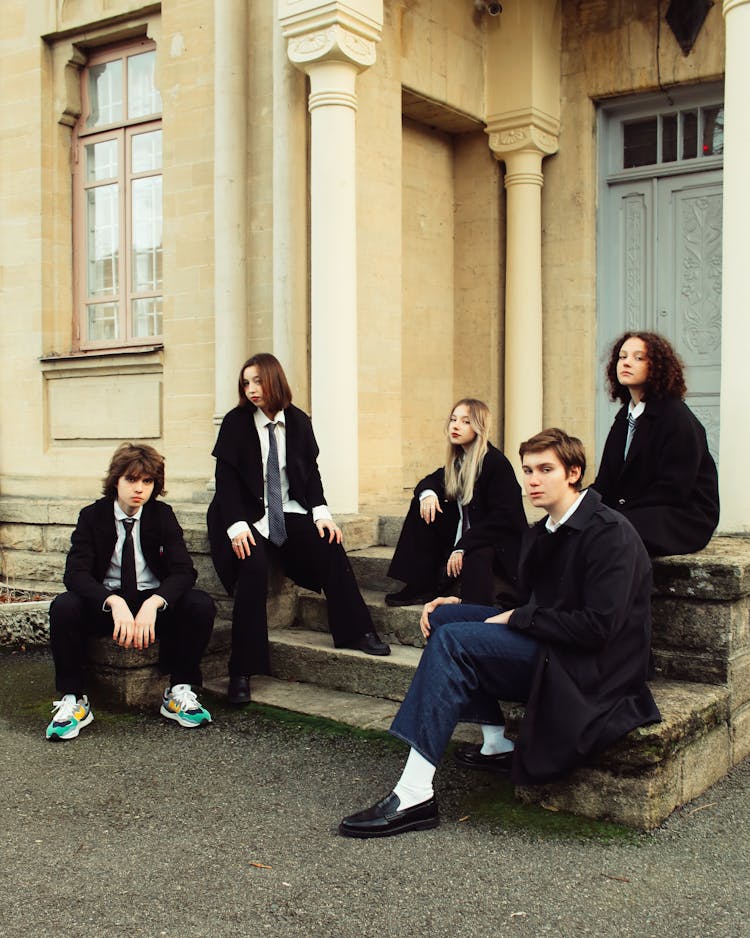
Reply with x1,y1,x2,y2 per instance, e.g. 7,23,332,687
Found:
0,601,51,647
652,538,750,602
651,596,738,653
730,701,750,765
1,550,66,584
44,525,76,553
728,649,750,711
0,523,44,551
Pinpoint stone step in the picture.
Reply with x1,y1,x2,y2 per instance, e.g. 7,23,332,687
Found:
297,588,425,646
346,545,398,593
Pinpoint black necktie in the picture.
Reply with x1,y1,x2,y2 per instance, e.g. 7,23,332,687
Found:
120,518,138,610
266,422,287,546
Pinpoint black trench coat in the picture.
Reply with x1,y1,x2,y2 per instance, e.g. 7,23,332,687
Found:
592,397,719,556
508,489,661,785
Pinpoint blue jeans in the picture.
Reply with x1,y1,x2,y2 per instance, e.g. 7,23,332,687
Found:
390,603,540,766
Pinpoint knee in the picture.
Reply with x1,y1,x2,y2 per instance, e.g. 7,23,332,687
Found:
177,589,216,626
428,604,463,631
49,591,86,629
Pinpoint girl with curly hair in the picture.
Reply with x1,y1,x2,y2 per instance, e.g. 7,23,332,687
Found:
593,331,719,555
385,399,526,607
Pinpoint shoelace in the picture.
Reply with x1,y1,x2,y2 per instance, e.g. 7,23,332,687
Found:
51,696,79,723
169,684,200,712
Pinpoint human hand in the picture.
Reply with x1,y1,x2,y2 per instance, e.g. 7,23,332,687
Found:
446,550,464,578
315,518,342,544
484,609,515,625
133,596,162,649
108,595,136,648
232,528,256,559
419,595,461,639
419,495,442,524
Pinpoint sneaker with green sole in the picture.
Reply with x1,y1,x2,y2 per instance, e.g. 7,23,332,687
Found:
160,684,212,728
46,694,93,741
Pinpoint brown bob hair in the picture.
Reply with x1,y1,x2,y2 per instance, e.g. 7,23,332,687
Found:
604,331,687,405
102,442,166,499
519,428,586,491
237,353,293,413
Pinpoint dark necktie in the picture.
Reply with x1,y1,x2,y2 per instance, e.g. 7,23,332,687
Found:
120,518,138,609
460,503,471,539
624,412,637,459
266,422,287,546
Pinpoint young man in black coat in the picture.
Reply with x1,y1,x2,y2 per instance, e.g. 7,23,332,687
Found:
46,443,215,741
339,428,660,838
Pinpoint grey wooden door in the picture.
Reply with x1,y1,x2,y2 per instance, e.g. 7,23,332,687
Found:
596,89,723,462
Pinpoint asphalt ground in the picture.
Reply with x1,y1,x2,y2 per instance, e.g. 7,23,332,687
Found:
2,649,750,938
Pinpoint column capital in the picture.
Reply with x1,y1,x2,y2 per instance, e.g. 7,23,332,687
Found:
486,107,560,160
724,0,750,16
279,2,383,71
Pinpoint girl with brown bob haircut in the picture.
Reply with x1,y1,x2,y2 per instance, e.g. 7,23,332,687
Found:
593,331,718,556
102,442,166,499
208,352,389,705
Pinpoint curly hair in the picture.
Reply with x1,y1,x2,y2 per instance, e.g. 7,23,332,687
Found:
102,443,166,499
604,331,687,404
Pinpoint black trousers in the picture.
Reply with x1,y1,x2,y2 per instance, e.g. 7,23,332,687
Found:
49,588,216,697
387,496,497,606
229,512,373,678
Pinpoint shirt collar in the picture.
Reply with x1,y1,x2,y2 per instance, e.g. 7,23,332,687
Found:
545,489,588,534
114,501,143,523
628,399,646,420
253,408,285,430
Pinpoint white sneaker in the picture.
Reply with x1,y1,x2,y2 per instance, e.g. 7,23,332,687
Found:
160,684,212,728
46,694,93,741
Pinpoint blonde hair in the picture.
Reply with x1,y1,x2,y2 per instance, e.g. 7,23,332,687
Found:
443,399,490,505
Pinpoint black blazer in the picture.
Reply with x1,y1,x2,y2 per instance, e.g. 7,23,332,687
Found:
415,443,527,586
207,403,327,592
592,397,719,556
509,488,661,784
63,497,198,608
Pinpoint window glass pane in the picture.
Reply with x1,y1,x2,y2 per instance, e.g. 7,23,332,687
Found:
702,106,724,156
128,51,162,119
662,114,677,163
132,297,163,337
682,110,698,159
85,139,118,182
131,176,163,292
87,302,119,341
623,118,657,168
86,60,123,128
86,185,119,297
131,130,162,173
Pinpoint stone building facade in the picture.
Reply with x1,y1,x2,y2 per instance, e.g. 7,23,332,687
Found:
1,0,747,529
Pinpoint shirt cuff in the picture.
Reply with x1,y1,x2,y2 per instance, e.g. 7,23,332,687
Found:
227,521,251,540
312,505,333,523
419,490,438,501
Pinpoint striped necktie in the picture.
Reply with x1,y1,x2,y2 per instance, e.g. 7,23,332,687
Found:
624,412,637,459
266,422,287,546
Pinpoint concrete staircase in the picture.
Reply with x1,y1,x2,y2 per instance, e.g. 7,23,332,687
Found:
2,494,749,830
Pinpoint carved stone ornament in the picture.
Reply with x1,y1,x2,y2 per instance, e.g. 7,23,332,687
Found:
487,123,559,158
287,24,376,68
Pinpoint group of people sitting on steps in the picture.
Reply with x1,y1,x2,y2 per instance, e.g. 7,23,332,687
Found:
45,333,720,838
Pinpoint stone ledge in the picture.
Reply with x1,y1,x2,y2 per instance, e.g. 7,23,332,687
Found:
652,537,750,601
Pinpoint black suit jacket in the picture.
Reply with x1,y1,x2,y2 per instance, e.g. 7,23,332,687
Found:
508,489,661,784
592,397,719,555
63,497,198,608
207,404,327,592
415,444,527,587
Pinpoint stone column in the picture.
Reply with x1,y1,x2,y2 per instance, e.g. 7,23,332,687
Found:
719,0,750,533
213,1,248,430
488,116,558,470
279,2,383,514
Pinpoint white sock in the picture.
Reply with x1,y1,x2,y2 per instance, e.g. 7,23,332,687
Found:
480,724,514,756
392,747,436,810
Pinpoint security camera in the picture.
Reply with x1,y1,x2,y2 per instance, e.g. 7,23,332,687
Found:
474,0,503,15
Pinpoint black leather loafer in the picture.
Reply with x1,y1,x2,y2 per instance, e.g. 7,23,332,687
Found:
339,791,439,838
227,675,251,705
454,745,513,773
384,586,434,608
351,631,391,656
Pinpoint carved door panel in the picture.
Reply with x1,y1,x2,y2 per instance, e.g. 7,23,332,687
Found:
657,172,722,460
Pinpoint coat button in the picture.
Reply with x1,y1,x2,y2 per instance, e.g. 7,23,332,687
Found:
618,498,626,505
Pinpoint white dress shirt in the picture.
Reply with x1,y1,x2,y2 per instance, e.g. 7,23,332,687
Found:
226,408,332,541
103,502,161,592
